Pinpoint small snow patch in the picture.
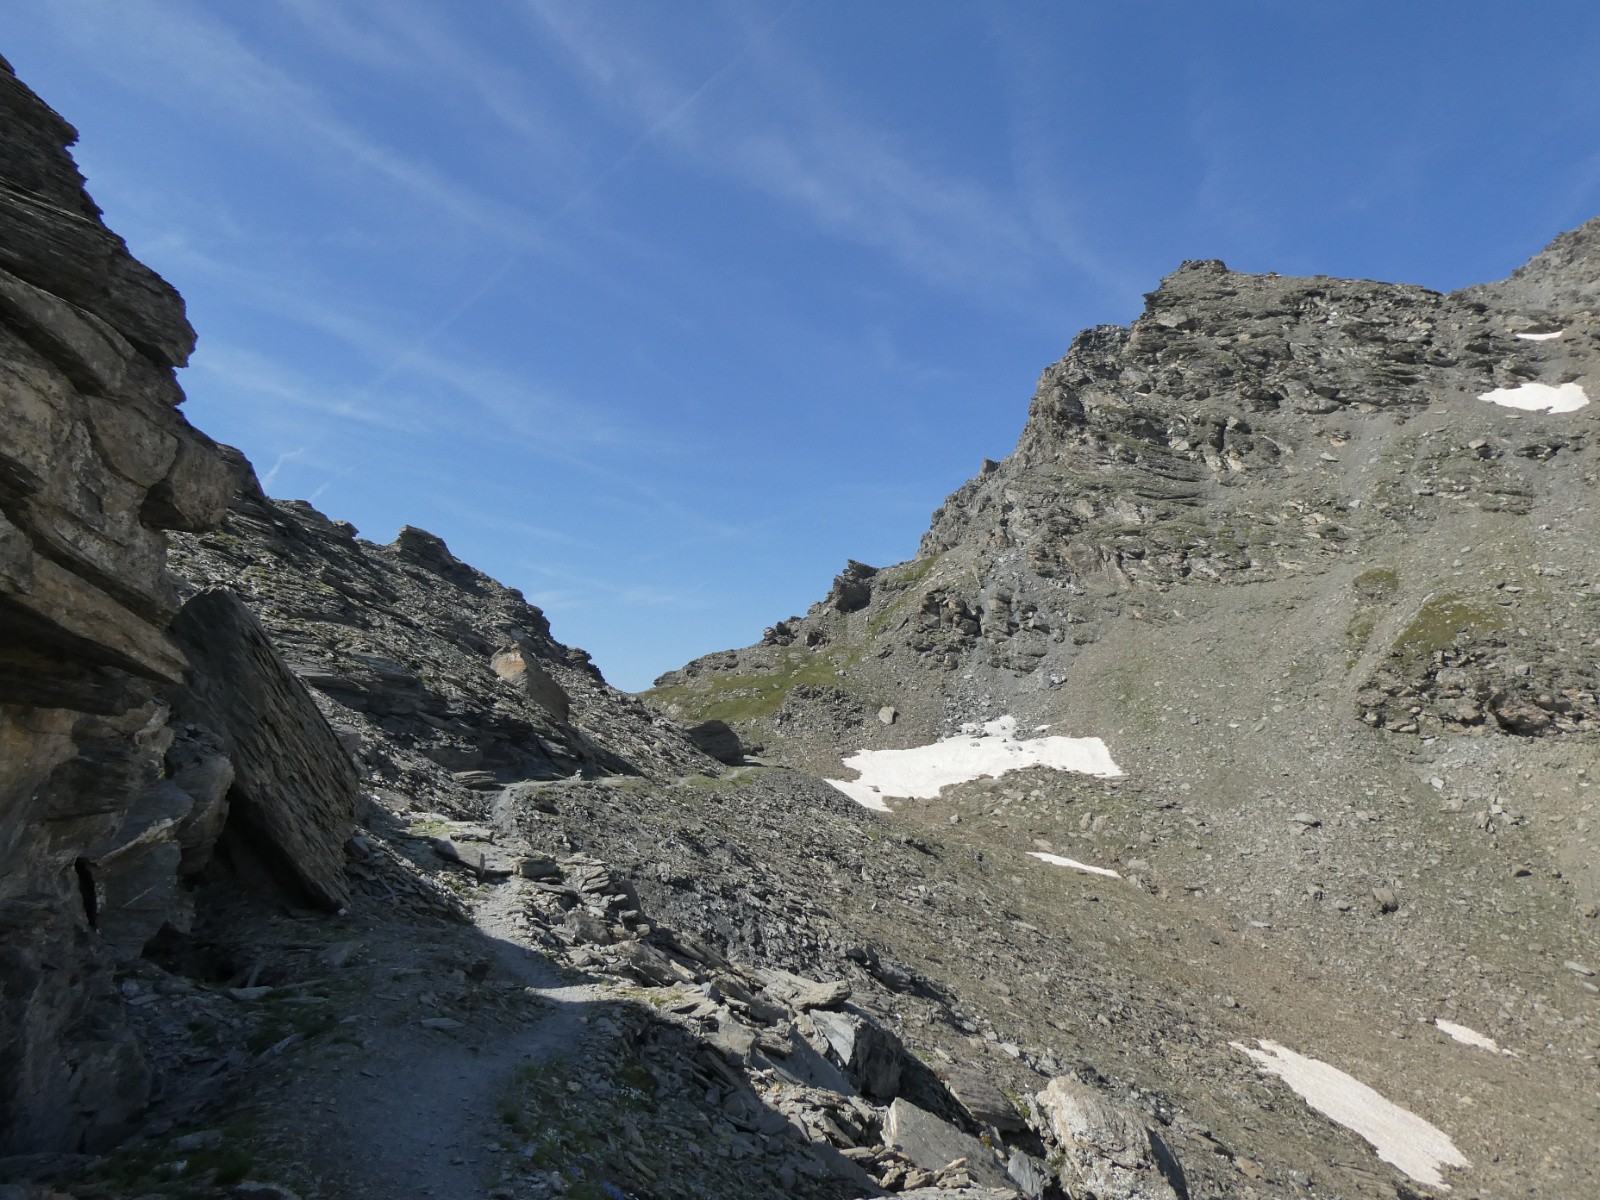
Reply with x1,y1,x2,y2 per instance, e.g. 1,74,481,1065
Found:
1514,329,1562,341
826,715,1122,811
1433,1019,1499,1053
1232,1039,1468,1189
1027,852,1120,878
1478,381,1589,413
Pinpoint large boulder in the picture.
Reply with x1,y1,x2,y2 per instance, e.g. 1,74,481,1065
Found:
490,644,571,721
685,718,743,764
169,589,359,910
805,1008,904,1099
1030,1076,1186,1200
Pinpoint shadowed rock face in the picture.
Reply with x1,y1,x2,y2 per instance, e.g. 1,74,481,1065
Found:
0,53,227,1155
169,590,359,912
0,58,351,1154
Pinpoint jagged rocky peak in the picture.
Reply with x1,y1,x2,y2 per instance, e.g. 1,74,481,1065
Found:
1465,212,1600,315
650,216,1599,769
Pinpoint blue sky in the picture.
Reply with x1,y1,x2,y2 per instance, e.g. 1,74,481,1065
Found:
4,3,1598,690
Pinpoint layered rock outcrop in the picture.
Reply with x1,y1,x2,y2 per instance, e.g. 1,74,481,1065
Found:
0,58,355,1154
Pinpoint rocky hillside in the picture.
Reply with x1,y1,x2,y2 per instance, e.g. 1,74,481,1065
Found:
4,50,1599,1200
650,222,1600,1193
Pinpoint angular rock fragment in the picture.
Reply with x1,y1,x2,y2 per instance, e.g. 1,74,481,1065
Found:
169,589,358,910
806,1008,904,1099
943,1067,1025,1132
686,719,743,764
883,1097,1012,1191
1030,1076,1185,1200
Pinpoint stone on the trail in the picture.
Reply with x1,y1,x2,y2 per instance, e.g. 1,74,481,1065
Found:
761,1026,857,1095
806,1009,904,1099
430,837,516,878
612,940,679,987
883,1098,1011,1190
1372,887,1400,914
230,1182,301,1200
517,856,561,880
707,1015,759,1063
558,909,613,946
170,1129,224,1153
791,979,852,1011
1006,1149,1049,1199
1565,960,1596,977
320,941,361,969
1290,812,1320,827
944,1067,1025,1132
1030,1076,1183,1200
878,706,899,725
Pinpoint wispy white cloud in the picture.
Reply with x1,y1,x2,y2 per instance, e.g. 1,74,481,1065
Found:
523,1,1096,310
271,0,583,173
39,0,545,248
166,240,664,462
431,497,578,546
260,445,308,489
517,559,710,613
191,342,431,436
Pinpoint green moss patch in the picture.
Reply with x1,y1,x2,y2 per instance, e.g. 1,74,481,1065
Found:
1392,592,1506,664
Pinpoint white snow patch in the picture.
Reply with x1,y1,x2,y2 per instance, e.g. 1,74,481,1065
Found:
1232,1039,1468,1189
1434,1018,1499,1053
1514,329,1562,341
1478,381,1589,413
1028,851,1120,878
826,715,1122,811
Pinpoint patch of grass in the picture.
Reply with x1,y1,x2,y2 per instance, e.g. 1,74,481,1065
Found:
1346,565,1401,658
646,647,856,724
882,553,942,589
83,1122,260,1196
1391,592,1506,664
1353,566,1399,598
244,994,341,1053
